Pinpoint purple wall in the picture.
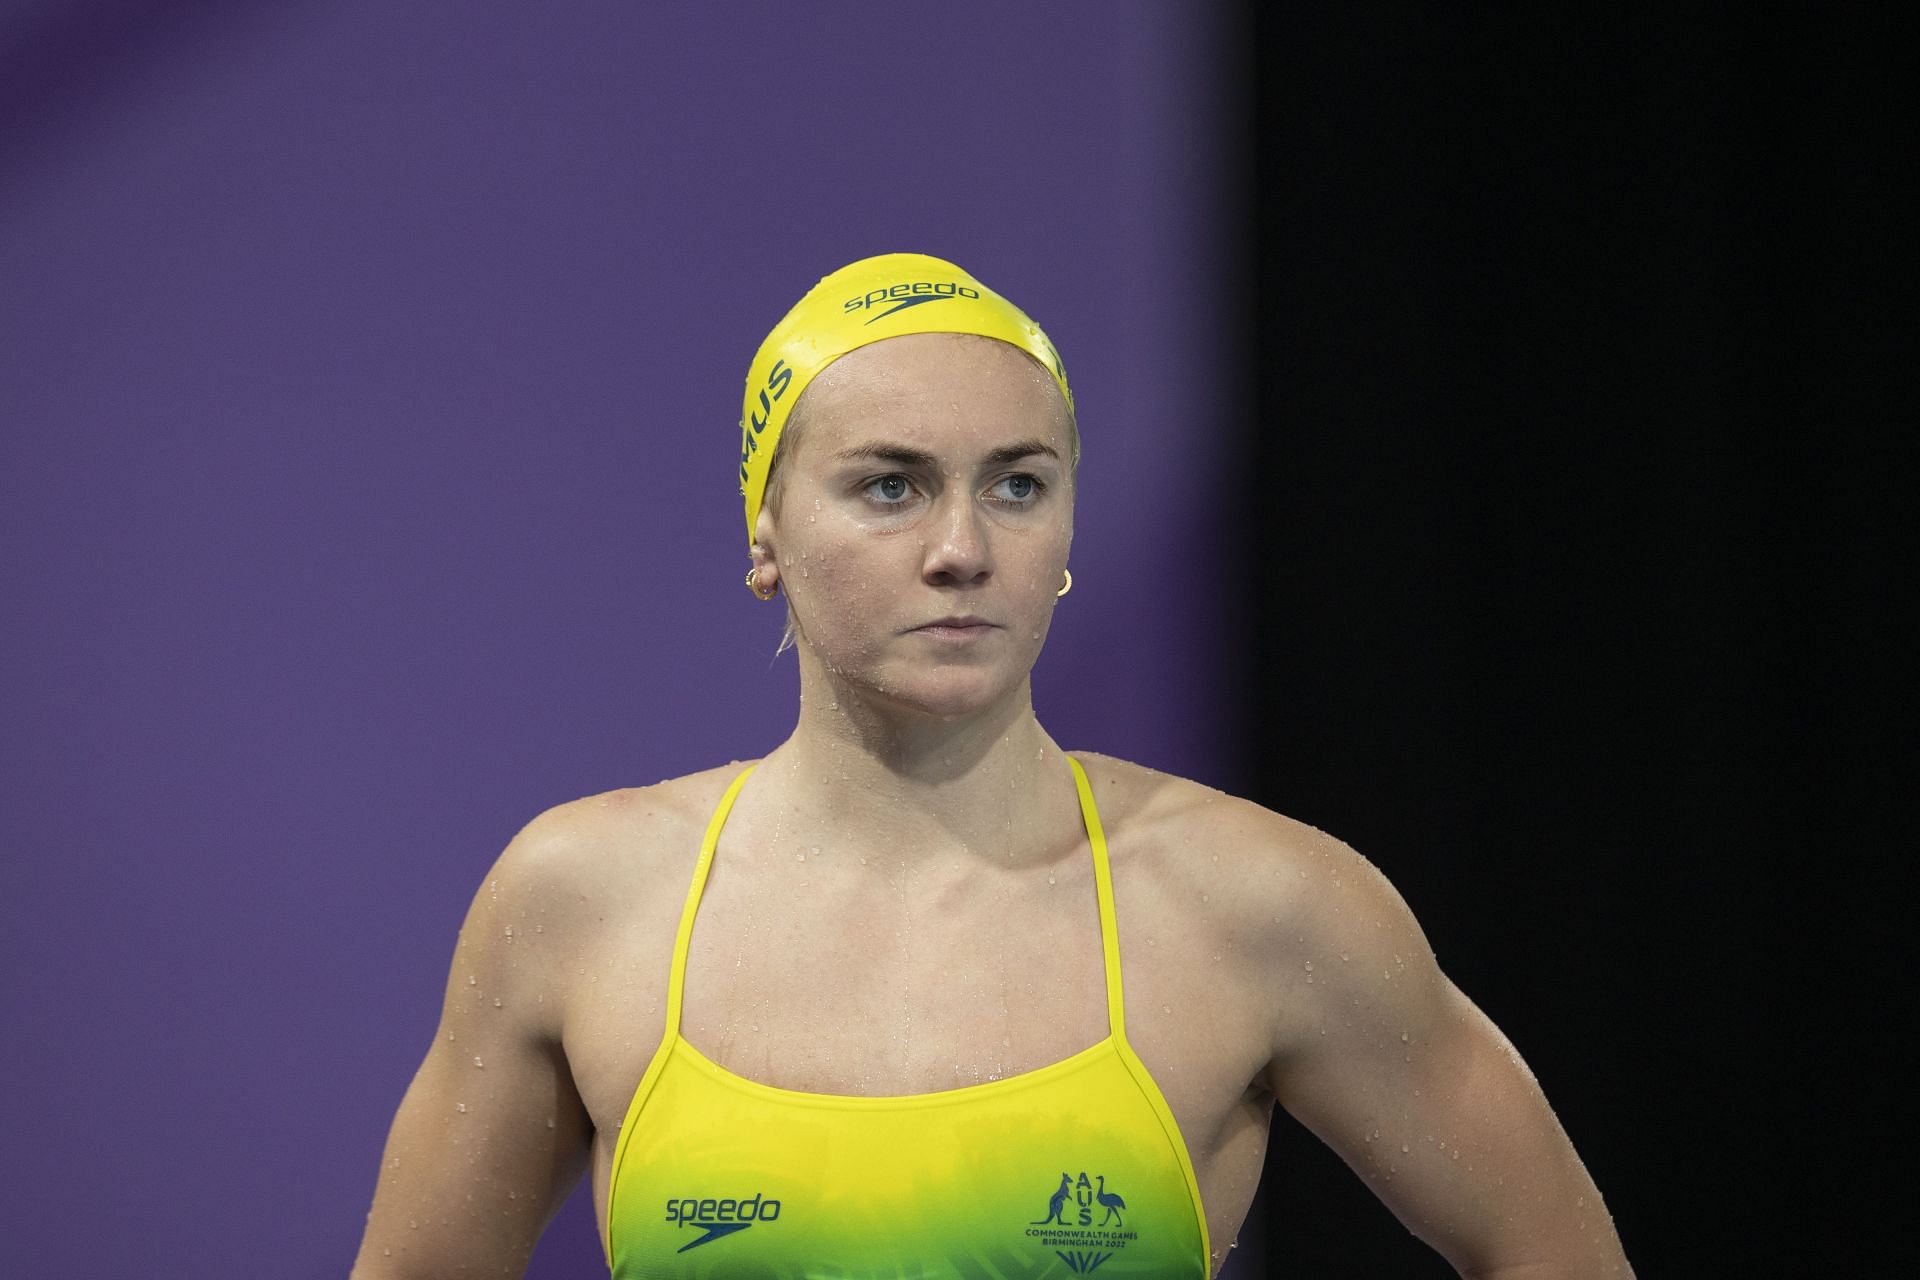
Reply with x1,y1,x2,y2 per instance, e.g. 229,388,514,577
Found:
0,3,1234,1273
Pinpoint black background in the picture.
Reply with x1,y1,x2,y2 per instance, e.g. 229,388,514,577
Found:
1223,6,1905,1275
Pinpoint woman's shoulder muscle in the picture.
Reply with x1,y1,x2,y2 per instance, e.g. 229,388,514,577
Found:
493,761,755,896
457,762,760,1026
1067,750,1352,907
1067,752,1418,1030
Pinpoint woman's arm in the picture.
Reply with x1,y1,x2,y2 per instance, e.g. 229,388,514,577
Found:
1260,830,1632,1278
350,818,595,1279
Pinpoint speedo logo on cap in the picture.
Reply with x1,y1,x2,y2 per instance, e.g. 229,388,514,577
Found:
843,280,981,324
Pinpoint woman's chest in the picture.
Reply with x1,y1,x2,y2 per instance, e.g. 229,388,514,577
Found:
562,864,1274,1257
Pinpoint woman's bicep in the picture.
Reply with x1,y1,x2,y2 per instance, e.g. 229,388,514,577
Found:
352,1023,591,1278
1282,979,1628,1275
1264,855,1629,1276
351,834,595,1278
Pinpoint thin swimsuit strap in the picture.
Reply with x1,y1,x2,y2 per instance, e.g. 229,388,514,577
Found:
660,754,1131,1047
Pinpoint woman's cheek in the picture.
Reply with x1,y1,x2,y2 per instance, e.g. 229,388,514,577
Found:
799,550,874,649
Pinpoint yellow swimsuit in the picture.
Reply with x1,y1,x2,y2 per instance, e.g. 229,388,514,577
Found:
605,757,1211,1279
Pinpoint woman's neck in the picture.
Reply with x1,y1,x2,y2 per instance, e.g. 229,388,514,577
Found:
754,659,1077,866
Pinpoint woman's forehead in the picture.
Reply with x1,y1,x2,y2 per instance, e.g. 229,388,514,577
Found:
798,332,1070,448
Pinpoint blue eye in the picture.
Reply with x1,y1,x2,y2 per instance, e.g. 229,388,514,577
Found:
865,474,913,504
990,474,1044,504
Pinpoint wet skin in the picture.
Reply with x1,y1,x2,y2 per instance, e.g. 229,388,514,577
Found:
352,335,1631,1279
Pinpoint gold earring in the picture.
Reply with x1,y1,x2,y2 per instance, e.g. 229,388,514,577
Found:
1056,568,1073,598
746,569,776,601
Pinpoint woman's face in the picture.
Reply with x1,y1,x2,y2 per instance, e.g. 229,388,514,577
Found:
757,332,1076,720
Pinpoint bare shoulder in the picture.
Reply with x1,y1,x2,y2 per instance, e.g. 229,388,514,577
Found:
1070,752,1347,901
488,761,753,900
1068,751,1421,965
455,761,760,999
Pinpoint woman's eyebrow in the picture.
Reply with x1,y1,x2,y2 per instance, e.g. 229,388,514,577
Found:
831,443,939,468
982,440,1060,466
830,440,1062,467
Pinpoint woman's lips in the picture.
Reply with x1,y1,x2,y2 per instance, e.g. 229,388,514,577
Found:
911,618,997,640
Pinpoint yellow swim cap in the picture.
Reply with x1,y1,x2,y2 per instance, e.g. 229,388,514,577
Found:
738,252,1072,547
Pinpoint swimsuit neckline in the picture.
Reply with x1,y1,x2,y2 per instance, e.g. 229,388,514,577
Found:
668,1030,1123,1110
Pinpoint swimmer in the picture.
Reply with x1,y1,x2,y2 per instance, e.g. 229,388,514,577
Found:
351,253,1632,1278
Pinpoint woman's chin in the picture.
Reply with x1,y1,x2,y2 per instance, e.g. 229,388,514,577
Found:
865,669,1021,722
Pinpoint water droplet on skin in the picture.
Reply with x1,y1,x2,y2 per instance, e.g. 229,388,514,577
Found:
546,1117,556,1130
466,975,476,986
1046,872,1056,885
1401,1143,1410,1153
492,997,502,1007
455,1104,467,1114
1340,952,1350,961
795,850,806,862
504,925,513,941
1401,1031,1410,1042
1304,960,1314,971
473,1056,484,1068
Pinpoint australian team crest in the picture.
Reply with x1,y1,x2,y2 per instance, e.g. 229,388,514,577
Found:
1024,1170,1137,1274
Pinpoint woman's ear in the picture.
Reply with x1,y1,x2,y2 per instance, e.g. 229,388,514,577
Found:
748,508,780,599
752,502,780,557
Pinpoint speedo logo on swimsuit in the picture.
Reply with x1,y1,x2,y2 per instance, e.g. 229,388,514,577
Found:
842,280,981,324
663,1192,782,1252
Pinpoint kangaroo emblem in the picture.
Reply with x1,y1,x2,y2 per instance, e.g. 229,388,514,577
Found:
1094,1174,1126,1227
1031,1172,1073,1225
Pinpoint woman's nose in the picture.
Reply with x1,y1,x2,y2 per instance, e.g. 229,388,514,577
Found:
921,493,991,585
